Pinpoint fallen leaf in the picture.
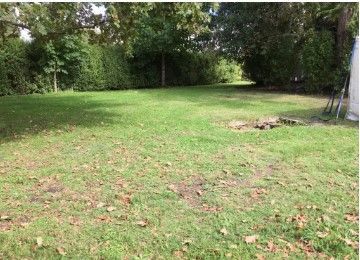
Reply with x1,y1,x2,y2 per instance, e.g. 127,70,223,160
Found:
345,214,358,223
56,247,66,256
342,238,358,249
120,194,132,205
173,250,183,257
267,240,277,252
244,235,258,244
182,239,192,245
220,228,228,236
168,184,178,193
256,254,265,260
277,181,285,186
96,202,105,208
165,162,172,167
251,188,266,198
106,206,116,212
136,220,148,227
223,169,230,174
20,222,30,228
0,215,10,220
96,215,112,222
349,229,357,236
288,214,307,229
36,237,43,247
316,231,329,238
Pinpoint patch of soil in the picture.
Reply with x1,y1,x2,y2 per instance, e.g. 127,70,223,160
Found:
168,177,222,212
228,116,307,131
169,177,205,207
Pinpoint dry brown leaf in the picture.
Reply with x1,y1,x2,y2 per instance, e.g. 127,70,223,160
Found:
136,220,148,227
168,184,178,193
342,238,358,249
244,235,258,244
97,215,112,222
36,237,43,247
256,254,265,260
288,214,307,229
56,247,66,256
120,194,132,205
251,188,267,198
316,231,329,238
20,222,30,228
266,240,277,252
345,214,358,223
220,228,228,236
96,202,105,208
106,206,116,212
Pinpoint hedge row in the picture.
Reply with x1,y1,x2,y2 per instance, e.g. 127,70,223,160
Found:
0,39,242,96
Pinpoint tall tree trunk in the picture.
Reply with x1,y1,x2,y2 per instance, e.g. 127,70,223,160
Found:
161,52,166,87
53,71,58,93
336,6,352,64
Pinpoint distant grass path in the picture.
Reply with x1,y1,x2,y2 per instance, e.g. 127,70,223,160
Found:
0,83,358,258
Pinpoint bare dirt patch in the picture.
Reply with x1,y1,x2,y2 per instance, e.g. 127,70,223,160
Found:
168,177,205,207
168,177,224,212
228,116,307,131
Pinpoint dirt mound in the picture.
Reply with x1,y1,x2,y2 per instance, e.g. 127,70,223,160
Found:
228,117,307,131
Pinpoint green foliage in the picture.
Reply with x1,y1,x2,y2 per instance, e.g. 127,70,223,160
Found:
216,2,358,91
302,31,336,92
215,58,242,83
131,51,241,87
74,44,132,91
0,39,31,95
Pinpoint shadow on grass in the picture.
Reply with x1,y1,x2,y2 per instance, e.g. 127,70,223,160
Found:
143,84,358,127
0,94,127,142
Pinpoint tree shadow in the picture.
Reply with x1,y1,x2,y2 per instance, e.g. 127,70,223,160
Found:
142,84,358,128
0,93,130,143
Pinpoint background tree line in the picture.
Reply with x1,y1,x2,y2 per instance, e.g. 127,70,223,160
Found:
0,2,358,95
215,2,359,92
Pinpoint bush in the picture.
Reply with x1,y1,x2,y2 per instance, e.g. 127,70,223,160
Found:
74,44,132,91
132,51,241,87
0,38,242,94
242,35,299,86
302,30,336,92
215,58,242,83
0,39,32,95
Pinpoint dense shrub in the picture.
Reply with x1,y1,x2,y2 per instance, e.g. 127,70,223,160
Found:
0,39,241,94
131,51,242,87
74,44,132,91
215,58,242,83
0,39,32,95
241,35,299,86
302,30,336,92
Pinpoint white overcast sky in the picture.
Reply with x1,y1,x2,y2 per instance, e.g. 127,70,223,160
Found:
20,4,106,41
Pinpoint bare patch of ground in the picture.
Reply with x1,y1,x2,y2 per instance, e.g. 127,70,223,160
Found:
228,117,307,131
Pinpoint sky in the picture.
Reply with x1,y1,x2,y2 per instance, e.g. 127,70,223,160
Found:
20,4,106,42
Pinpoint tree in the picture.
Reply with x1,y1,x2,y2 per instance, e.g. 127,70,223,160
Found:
40,36,86,92
132,3,211,86
216,2,358,89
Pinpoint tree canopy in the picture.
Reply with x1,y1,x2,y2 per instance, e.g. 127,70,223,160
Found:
0,2,358,94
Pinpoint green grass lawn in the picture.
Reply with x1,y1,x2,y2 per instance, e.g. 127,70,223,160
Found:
0,83,358,259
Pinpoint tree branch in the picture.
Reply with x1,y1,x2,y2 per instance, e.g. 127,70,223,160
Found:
0,18,106,35
0,19,30,30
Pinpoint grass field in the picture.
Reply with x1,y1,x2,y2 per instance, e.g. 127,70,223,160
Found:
0,83,358,259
